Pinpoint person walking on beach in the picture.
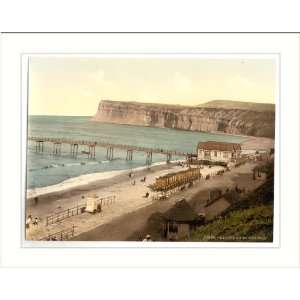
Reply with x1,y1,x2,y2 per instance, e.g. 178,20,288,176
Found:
26,215,32,229
34,197,39,205
143,234,152,242
33,217,39,226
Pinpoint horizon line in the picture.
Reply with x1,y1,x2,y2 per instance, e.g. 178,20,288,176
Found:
29,114,93,117
99,98,275,105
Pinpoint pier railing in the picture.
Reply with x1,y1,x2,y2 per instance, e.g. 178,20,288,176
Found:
28,136,189,157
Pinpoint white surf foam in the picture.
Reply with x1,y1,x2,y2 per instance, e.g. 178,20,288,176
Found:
26,159,183,199
65,162,82,167
27,169,128,199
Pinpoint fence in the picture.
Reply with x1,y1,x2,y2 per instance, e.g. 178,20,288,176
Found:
98,195,116,206
46,195,116,226
46,204,86,226
40,225,75,241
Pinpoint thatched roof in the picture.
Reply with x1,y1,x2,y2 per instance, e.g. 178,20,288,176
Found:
197,141,241,151
164,199,198,222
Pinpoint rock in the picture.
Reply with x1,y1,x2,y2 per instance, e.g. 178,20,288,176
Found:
91,100,275,138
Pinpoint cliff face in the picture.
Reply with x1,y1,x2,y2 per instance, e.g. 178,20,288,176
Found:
91,100,275,138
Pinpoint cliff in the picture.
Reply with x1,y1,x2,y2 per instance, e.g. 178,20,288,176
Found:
91,100,275,138
198,100,275,112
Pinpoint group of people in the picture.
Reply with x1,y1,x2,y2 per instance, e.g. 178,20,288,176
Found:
129,172,147,186
26,215,39,229
129,172,150,198
129,172,147,182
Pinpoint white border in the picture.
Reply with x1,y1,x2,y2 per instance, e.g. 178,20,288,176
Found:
1,33,299,267
21,53,280,249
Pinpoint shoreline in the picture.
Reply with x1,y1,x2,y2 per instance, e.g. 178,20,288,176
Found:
26,162,226,241
26,161,183,202
26,133,274,201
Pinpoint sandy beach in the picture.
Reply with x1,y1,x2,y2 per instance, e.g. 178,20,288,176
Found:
209,131,275,151
25,134,272,241
26,162,225,240
74,162,266,241
241,136,274,151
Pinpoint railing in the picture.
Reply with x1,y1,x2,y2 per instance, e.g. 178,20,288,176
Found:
98,195,116,206
40,225,75,241
46,204,86,226
46,195,116,226
28,136,188,156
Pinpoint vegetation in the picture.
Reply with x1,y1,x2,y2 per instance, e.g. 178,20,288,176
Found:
190,205,273,242
191,161,274,242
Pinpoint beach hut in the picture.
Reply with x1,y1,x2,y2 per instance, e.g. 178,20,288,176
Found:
85,194,101,214
150,168,201,193
197,141,241,164
162,199,199,241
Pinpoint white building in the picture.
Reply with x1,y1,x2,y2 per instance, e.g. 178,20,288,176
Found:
197,141,242,164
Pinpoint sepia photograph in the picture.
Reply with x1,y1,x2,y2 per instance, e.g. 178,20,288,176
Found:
24,55,276,243
1,3,300,299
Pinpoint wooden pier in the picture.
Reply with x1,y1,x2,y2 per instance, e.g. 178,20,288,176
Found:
28,136,190,164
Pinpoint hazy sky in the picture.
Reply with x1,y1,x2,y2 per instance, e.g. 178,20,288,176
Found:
28,57,276,116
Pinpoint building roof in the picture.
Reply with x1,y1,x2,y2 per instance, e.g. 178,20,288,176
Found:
197,141,241,151
163,199,198,222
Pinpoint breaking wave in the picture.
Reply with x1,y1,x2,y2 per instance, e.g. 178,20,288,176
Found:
28,160,115,172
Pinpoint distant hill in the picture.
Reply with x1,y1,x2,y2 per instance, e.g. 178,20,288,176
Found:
198,100,275,112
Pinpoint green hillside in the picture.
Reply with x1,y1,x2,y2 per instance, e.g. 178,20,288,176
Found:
191,161,274,242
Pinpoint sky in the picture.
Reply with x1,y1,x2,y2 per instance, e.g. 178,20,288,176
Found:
28,57,276,116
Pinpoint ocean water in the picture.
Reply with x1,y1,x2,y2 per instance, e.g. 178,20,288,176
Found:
27,116,245,189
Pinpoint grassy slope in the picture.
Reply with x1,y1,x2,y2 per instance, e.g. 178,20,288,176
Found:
190,205,273,242
191,162,274,242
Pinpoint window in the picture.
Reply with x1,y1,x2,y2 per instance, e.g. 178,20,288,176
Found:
214,151,217,157
204,151,211,159
223,152,228,159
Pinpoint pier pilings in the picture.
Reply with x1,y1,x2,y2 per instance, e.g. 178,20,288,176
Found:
126,149,133,161
70,143,79,157
166,153,172,163
106,147,114,161
88,145,96,159
35,140,44,153
52,142,62,156
146,151,153,165
29,136,190,165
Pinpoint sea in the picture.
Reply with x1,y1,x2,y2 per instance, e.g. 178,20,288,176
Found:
27,116,245,191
